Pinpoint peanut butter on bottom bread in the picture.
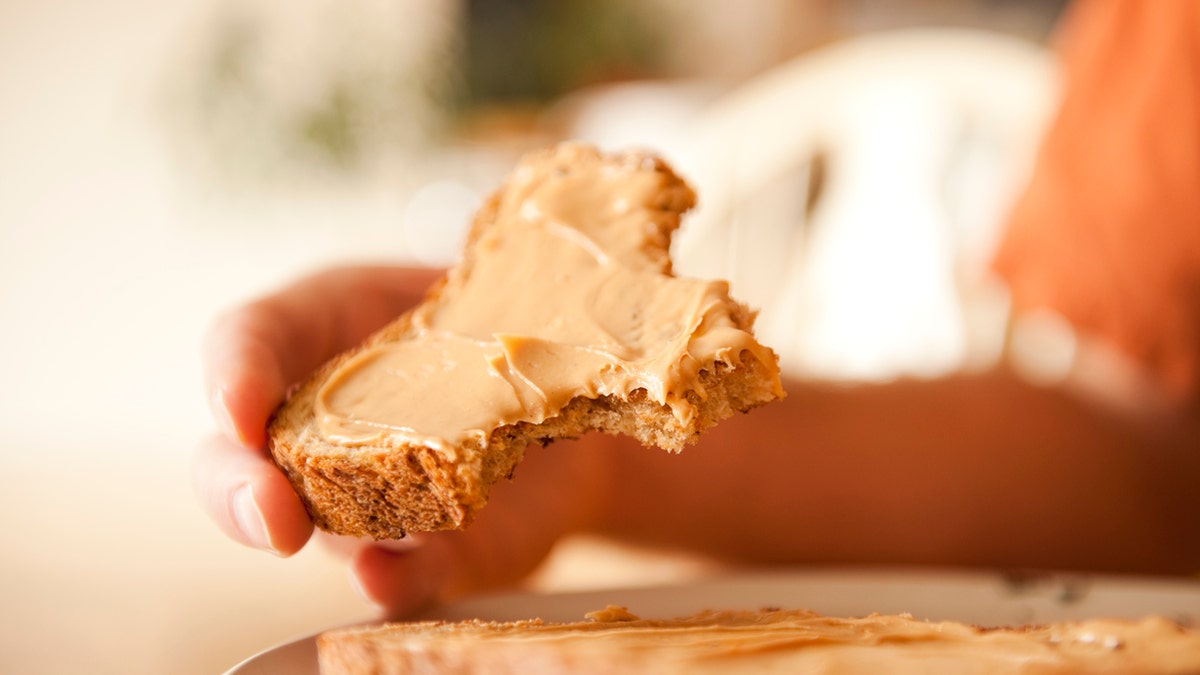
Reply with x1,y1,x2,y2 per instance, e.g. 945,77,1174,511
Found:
267,143,784,539
317,607,1200,675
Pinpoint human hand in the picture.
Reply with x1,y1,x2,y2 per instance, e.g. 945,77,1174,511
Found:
193,265,611,616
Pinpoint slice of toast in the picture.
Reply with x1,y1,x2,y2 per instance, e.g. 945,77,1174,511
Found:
268,143,784,539
317,606,1200,674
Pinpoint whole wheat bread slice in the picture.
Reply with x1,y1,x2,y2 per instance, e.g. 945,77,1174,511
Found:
268,143,783,539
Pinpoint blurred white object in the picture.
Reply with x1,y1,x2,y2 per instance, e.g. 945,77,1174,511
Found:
400,179,480,265
669,29,1060,380
552,80,726,163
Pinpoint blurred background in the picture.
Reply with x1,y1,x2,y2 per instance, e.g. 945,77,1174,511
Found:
1,0,1069,672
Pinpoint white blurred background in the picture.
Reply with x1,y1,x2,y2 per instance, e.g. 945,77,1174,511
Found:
0,0,1066,672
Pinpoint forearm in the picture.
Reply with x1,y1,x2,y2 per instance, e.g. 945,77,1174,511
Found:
585,370,1200,575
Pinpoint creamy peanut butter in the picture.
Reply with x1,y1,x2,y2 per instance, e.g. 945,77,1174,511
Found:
314,145,780,452
326,609,1200,674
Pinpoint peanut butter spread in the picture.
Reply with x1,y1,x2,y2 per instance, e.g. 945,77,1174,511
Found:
314,145,780,452
329,609,1200,674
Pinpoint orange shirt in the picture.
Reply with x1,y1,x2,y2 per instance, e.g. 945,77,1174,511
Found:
993,0,1200,401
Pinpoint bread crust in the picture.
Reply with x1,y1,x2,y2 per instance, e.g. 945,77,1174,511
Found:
267,143,782,539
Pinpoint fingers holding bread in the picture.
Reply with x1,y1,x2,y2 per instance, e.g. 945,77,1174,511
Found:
198,266,444,553
192,433,314,556
316,433,615,617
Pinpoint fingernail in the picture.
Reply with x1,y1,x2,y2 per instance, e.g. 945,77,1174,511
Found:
232,484,279,556
212,387,240,444
348,567,381,607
